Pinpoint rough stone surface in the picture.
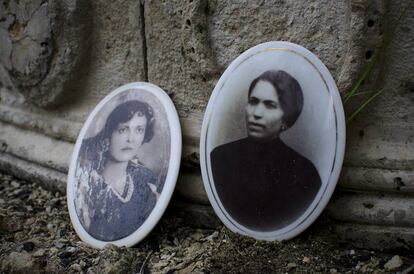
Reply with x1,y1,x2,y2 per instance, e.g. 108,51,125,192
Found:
10,36,47,85
344,0,414,170
339,166,414,192
0,120,73,172
327,192,414,227
144,0,215,118
0,0,92,107
0,29,12,70
0,0,146,115
26,4,51,42
334,1,414,248
0,0,413,252
145,0,384,118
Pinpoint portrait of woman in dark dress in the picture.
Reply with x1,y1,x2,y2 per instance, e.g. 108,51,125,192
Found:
74,100,162,241
210,70,321,232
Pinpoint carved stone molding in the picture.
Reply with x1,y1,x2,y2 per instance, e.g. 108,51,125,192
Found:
0,0,92,107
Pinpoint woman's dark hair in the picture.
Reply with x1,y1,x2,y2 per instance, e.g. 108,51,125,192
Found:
102,100,155,144
248,70,303,128
79,100,155,172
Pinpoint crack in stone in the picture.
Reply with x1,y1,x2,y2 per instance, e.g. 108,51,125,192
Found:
139,0,148,82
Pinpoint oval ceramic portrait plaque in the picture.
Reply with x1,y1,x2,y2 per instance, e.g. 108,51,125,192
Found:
200,41,346,240
67,82,181,248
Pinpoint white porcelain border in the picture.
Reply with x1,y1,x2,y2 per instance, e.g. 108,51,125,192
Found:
200,41,346,241
67,82,182,248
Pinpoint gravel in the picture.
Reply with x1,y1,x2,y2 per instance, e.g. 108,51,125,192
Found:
1,172,413,273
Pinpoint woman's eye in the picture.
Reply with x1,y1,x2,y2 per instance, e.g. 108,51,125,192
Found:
248,98,259,105
265,101,278,109
136,127,145,134
118,127,127,134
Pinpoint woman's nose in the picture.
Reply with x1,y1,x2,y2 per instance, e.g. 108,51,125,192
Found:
126,131,133,142
253,104,264,118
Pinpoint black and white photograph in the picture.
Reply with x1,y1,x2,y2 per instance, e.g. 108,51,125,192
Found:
200,42,346,240
67,83,181,248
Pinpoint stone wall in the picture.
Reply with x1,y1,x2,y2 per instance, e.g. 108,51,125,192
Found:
0,0,413,250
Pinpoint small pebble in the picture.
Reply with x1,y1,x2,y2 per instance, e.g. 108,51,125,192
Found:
153,261,169,269
287,262,297,269
384,255,403,271
66,246,76,253
13,189,23,195
103,243,118,250
191,232,204,241
350,249,355,255
160,254,170,260
11,181,20,188
205,231,219,241
50,247,59,254
55,241,65,249
330,268,337,274
70,263,82,272
33,249,46,257
303,256,311,263
25,217,35,226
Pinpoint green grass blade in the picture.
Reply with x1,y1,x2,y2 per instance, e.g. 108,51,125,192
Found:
349,90,374,96
346,88,384,124
344,52,379,104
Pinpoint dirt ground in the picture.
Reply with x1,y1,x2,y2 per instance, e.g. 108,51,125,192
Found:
1,172,413,273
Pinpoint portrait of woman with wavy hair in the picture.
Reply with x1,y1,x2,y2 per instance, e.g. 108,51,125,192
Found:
74,100,162,241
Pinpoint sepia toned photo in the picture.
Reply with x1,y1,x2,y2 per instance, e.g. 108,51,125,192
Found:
67,83,182,247
210,70,321,231
201,42,346,240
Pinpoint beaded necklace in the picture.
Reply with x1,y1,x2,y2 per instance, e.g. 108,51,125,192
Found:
108,174,134,203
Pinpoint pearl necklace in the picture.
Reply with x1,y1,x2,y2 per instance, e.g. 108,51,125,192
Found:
109,174,134,203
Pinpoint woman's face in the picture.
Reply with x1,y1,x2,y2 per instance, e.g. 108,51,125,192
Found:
246,80,285,141
108,113,147,162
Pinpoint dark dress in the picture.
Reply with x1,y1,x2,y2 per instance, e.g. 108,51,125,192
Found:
210,137,321,231
83,162,159,241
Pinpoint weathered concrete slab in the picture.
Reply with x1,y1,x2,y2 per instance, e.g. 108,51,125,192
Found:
0,152,66,193
340,166,414,192
328,191,414,227
0,120,73,172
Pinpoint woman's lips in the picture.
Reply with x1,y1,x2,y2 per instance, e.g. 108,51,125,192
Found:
248,122,265,131
121,147,133,151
